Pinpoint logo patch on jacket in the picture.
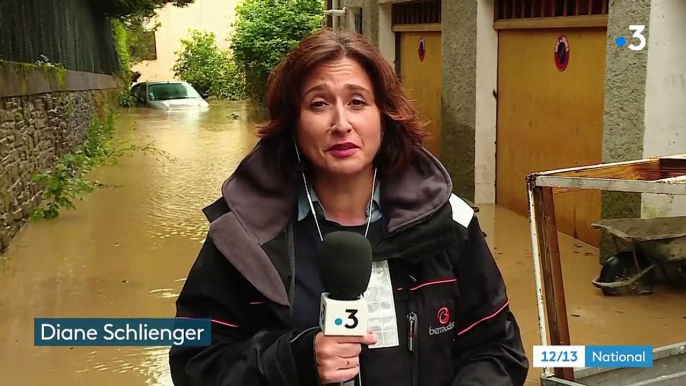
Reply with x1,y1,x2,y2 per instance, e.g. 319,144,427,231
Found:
429,307,455,335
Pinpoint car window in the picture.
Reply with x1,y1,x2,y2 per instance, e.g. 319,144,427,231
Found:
129,84,140,100
137,85,147,100
147,83,202,101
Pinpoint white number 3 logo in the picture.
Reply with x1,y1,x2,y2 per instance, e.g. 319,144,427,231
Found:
628,25,646,51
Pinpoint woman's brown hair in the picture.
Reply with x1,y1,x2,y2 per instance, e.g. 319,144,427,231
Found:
256,28,428,177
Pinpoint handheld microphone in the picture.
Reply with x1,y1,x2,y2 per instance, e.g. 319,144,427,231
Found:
318,231,373,337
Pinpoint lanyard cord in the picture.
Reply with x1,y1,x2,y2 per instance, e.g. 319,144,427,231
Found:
294,139,377,241
294,142,371,386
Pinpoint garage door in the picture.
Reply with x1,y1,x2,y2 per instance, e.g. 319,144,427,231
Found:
495,0,609,247
392,0,442,158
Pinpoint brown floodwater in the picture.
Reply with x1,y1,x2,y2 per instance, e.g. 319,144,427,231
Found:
0,100,684,386
0,100,258,385
477,204,686,385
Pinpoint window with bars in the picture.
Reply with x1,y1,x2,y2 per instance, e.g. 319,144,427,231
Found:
495,0,609,20
392,0,441,26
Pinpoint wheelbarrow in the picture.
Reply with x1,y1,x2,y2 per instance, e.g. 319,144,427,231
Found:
591,216,686,296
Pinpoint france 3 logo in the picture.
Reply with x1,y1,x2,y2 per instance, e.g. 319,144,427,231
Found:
319,301,360,329
616,25,646,51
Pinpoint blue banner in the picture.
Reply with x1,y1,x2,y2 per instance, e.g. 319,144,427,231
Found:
34,318,211,347
585,345,653,368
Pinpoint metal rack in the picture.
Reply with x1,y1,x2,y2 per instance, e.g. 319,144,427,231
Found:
526,154,686,385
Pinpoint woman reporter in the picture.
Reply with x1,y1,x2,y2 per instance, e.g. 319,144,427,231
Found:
169,29,528,386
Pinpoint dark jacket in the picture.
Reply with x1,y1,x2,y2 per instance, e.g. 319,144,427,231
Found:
169,143,529,386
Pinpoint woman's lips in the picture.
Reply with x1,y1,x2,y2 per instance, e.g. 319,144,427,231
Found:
329,148,358,157
327,142,359,157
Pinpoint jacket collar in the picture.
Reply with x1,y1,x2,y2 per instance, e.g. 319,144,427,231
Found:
207,140,457,306
296,180,383,223
220,140,454,246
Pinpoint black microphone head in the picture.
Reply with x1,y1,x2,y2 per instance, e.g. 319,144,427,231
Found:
319,231,373,300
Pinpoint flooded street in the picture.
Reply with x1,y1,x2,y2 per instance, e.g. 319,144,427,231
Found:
0,100,684,386
0,100,257,385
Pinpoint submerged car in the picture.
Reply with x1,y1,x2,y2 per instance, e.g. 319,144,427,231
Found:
130,81,210,111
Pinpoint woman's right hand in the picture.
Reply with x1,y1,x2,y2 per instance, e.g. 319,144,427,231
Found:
314,329,377,383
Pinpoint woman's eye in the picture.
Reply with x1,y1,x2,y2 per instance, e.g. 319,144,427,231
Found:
311,101,326,108
351,99,366,106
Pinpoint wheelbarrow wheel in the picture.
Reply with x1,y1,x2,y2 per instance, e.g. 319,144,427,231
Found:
597,251,655,296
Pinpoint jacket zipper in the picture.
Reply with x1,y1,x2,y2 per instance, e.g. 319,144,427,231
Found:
407,311,419,386
387,215,432,238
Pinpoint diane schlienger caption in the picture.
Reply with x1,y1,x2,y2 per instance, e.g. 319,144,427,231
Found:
34,318,211,346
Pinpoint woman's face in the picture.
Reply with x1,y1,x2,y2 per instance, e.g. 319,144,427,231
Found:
296,57,382,177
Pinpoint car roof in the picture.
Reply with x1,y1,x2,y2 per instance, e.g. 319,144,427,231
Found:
141,80,187,85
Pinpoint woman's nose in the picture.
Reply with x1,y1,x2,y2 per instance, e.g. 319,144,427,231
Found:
331,103,353,133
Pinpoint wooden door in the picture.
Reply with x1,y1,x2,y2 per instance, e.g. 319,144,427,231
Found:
398,31,442,158
496,28,606,246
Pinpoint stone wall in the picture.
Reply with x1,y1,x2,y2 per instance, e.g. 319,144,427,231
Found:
0,61,118,254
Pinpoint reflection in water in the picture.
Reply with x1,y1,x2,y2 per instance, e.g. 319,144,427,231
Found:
0,100,258,385
124,101,259,242
76,347,173,385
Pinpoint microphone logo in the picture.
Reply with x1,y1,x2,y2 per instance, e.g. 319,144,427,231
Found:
437,307,450,325
341,309,360,329
319,293,366,336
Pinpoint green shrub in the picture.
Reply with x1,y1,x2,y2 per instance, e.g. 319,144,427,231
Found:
229,0,324,113
172,30,245,100
111,19,138,107
111,19,131,76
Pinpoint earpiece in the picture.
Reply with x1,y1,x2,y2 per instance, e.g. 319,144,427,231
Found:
292,136,302,162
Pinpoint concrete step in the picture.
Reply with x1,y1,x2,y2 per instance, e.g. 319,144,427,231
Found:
626,370,686,386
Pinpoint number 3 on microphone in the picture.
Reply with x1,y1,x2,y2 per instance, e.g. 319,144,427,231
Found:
344,309,359,329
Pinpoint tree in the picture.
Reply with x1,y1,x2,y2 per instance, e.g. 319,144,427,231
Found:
90,0,195,19
104,0,194,107
122,13,160,64
172,30,245,100
229,0,324,113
